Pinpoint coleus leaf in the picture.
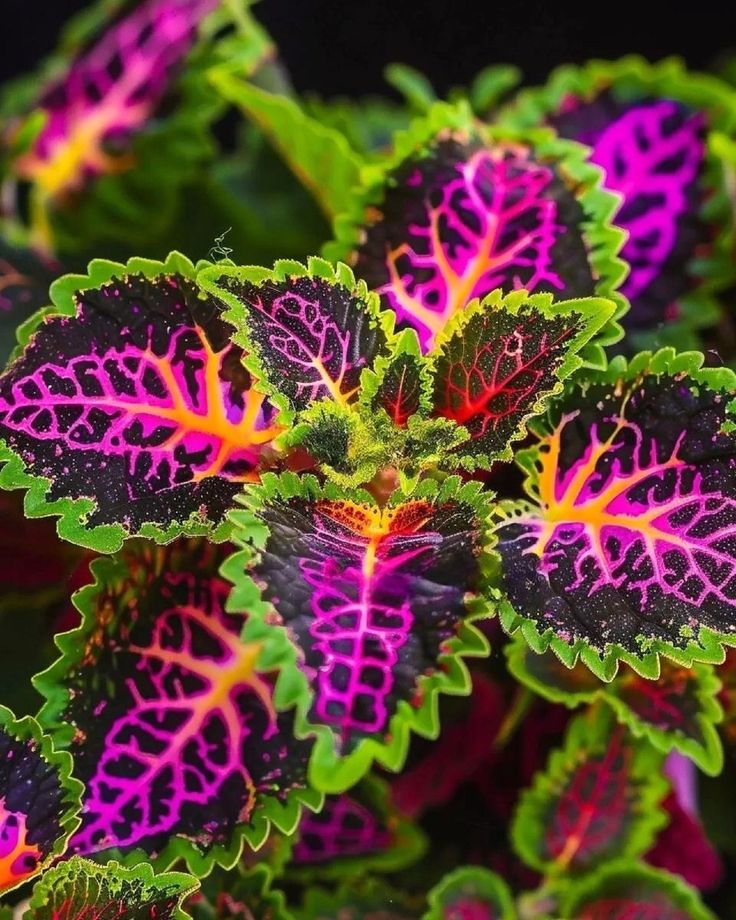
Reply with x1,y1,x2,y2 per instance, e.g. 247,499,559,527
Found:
511,708,668,876
198,258,393,419
13,0,220,201
225,473,492,792
503,57,736,345
289,774,425,879
0,706,81,895
35,538,319,875
424,867,516,920
208,71,364,221
24,856,198,920
506,640,724,774
325,101,627,357
0,252,283,551
494,348,736,680
188,864,290,920
428,289,615,468
364,330,432,428
557,859,717,920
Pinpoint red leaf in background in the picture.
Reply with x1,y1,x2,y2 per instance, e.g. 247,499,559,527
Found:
646,792,723,892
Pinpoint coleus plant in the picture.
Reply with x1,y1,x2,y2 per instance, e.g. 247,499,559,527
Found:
0,3,735,919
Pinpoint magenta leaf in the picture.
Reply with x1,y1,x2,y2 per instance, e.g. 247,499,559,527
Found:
36,539,317,874
198,260,392,415
326,105,626,354
495,351,736,676
552,93,707,329
0,707,81,895
0,254,282,550
228,475,491,788
291,776,424,877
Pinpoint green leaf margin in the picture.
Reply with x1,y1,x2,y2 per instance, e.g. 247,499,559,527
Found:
511,709,669,877
492,347,736,682
224,470,495,794
0,704,83,895
323,99,630,365
505,639,724,775
33,547,323,878
500,55,736,352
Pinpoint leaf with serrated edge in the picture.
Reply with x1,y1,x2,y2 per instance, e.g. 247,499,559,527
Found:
506,640,724,774
425,866,516,920
198,258,394,420
225,473,493,793
35,539,320,876
25,856,198,920
494,348,736,680
511,709,668,876
0,252,283,552
0,706,81,895
429,288,615,468
558,858,717,920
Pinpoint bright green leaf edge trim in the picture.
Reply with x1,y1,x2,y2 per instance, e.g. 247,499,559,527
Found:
510,709,669,877
556,858,717,920
426,287,617,471
500,55,736,351
358,326,434,422
26,856,199,920
323,99,630,365
207,68,363,221
197,256,398,425
491,346,736,682
224,470,495,794
33,549,323,878
425,866,516,920
286,773,426,882
0,704,83,896
0,251,252,553
505,638,725,775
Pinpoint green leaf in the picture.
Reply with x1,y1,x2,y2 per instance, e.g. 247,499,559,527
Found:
493,348,736,680
384,64,437,113
429,289,615,469
511,708,668,876
557,859,717,920
209,70,363,219
425,867,516,920
0,705,82,895
25,857,198,920
506,640,724,774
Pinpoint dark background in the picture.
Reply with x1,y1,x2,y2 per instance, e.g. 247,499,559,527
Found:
1,0,734,96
